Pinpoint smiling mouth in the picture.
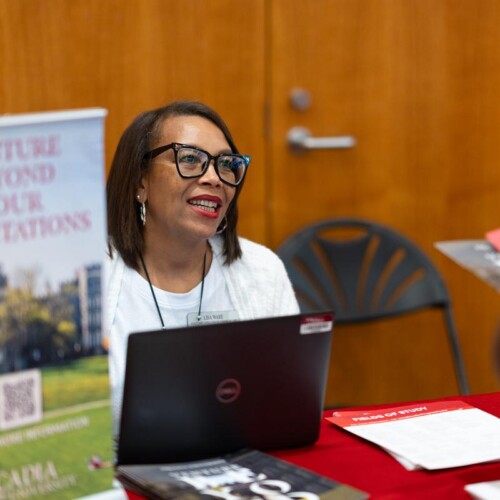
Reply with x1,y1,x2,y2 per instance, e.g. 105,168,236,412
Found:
188,199,220,213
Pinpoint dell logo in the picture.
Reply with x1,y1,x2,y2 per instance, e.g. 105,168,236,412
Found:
216,378,241,403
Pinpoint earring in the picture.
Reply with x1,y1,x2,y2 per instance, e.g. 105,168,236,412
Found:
216,215,228,234
136,195,146,227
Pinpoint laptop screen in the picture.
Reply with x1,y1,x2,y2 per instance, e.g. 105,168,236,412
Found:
117,312,334,465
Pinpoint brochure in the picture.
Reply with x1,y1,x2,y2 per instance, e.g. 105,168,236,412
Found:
434,239,500,292
326,400,500,470
115,449,368,500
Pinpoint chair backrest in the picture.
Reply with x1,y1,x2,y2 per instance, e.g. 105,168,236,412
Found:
277,218,451,323
278,217,470,395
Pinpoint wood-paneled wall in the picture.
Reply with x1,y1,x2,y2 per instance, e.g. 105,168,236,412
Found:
0,0,267,241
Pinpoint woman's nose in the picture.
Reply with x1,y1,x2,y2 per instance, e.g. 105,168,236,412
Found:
199,160,222,186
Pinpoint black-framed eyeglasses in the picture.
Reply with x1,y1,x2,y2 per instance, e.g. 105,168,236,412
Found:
144,142,250,187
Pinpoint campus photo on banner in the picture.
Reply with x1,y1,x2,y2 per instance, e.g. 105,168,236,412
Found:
0,108,112,499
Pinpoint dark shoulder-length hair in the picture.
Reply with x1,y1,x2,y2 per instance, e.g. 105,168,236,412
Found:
106,101,245,270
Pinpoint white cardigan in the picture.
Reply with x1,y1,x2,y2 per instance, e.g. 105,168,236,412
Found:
106,236,300,434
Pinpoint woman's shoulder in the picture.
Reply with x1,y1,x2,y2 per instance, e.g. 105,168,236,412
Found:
238,236,278,257
210,236,287,274
235,237,287,274
106,247,125,273
211,235,283,262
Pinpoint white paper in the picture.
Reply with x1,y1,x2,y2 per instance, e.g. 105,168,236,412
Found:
383,448,421,470
465,480,500,500
326,401,500,470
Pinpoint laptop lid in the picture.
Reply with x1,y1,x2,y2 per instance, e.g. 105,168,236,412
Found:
117,312,334,465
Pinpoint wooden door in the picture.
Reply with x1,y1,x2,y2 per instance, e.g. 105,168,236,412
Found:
0,0,267,243
269,0,500,406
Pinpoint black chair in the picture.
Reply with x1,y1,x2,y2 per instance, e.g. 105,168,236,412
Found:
277,217,469,395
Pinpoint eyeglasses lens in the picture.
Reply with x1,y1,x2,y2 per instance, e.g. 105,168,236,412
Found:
177,147,245,186
216,155,246,185
177,148,206,176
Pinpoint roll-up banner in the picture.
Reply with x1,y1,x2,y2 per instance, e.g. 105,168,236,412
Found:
0,109,113,499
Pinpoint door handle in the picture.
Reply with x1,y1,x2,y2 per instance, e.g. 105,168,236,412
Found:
287,126,356,153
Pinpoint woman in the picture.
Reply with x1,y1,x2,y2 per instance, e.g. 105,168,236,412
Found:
106,101,299,435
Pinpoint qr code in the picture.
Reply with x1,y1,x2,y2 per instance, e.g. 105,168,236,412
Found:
0,369,42,431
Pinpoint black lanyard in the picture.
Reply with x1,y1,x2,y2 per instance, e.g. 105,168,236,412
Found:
138,250,207,329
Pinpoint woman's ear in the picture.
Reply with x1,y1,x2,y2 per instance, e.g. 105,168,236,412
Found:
136,177,148,203
136,190,146,203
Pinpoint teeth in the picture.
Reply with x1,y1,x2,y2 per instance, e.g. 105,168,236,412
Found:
189,199,218,212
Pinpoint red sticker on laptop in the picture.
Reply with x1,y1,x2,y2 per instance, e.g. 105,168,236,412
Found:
300,313,334,334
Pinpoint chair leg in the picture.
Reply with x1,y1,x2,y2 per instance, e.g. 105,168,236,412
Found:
444,307,470,395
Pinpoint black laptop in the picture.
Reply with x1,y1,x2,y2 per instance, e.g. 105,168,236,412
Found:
116,312,334,465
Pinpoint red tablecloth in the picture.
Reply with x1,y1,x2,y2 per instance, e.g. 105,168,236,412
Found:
125,392,500,499
272,392,500,499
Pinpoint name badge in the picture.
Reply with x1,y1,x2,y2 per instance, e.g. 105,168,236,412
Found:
187,310,239,326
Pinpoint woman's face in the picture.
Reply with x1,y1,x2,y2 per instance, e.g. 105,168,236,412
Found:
138,115,236,246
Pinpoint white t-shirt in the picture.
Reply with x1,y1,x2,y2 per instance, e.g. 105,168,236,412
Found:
114,255,237,335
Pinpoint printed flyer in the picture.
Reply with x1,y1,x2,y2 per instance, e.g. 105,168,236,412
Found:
326,401,500,470
435,239,500,292
0,109,113,499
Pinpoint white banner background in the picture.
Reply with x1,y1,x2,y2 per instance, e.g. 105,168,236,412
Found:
0,109,107,294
